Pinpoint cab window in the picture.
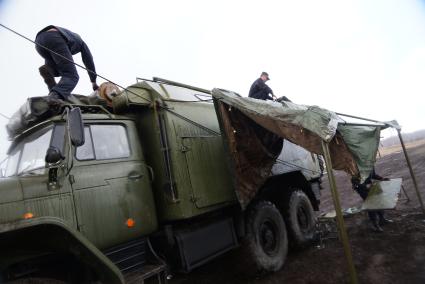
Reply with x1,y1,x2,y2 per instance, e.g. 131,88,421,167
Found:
76,125,130,160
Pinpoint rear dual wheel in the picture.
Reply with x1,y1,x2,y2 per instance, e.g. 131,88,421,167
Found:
244,200,288,273
282,189,316,248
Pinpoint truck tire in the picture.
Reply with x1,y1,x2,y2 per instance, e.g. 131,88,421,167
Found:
244,200,288,273
282,189,316,248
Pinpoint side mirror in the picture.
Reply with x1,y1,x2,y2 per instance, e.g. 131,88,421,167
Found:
68,107,85,147
45,146,65,165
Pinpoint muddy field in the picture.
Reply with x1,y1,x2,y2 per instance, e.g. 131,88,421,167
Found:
172,139,425,284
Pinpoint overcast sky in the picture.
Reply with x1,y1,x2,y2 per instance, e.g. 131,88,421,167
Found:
1,0,425,160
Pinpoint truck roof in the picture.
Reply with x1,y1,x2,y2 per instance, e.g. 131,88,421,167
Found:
118,79,213,107
9,106,133,144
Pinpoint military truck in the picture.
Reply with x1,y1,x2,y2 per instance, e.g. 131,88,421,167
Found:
0,78,322,283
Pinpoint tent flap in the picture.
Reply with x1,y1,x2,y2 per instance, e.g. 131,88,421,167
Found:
212,88,381,207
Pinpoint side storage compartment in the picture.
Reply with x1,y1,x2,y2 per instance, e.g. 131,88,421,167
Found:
153,217,238,272
175,218,238,272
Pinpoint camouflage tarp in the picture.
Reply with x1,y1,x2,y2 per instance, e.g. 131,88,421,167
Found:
6,83,120,139
212,88,384,208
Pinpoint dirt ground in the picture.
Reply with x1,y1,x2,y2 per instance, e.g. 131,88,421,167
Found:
172,139,425,284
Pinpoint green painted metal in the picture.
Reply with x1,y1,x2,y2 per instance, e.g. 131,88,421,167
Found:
131,93,238,221
182,136,235,208
0,117,158,280
0,217,124,283
0,177,23,205
0,78,323,279
70,120,158,249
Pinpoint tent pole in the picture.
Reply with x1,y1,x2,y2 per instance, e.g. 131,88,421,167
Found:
340,122,386,128
321,140,358,284
397,129,425,215
335,112,383,124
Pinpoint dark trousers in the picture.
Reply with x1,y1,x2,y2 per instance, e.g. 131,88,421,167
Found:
249,89,272,100
355,186,384,223
35,31,79,97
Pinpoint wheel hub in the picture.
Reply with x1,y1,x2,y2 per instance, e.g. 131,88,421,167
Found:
297,205,309,231
260,220,279,256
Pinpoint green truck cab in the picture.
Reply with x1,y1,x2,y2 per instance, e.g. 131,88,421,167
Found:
0,78,322,283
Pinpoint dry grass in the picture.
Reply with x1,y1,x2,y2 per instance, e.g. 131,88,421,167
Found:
378,138,425,157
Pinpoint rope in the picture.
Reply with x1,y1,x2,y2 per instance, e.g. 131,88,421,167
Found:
166,109,220,136
0,23,151,104
0,23,220,134
0,112,10,120
275,158,322,175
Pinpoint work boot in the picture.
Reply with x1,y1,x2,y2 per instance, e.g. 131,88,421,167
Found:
39,65,57,91
370,220,384,233
47,91,65,112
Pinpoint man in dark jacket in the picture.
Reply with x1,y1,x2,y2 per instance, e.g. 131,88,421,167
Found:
248,72,274,100
35,25,99,101
351,169,393,232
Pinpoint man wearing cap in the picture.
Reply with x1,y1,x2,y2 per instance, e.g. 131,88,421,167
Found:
248,72,274,100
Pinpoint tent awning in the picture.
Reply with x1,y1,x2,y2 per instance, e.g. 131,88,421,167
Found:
212,88,382,208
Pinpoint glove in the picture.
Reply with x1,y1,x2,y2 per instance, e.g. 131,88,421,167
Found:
92,82,99,91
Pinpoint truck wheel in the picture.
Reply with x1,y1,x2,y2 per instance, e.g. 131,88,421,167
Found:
283,189,316,248
244,200,288,273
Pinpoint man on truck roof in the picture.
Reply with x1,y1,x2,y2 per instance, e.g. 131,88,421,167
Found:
248,72,275,100
35,25,99,102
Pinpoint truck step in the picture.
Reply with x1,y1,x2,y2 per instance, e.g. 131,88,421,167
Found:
124,264,168,284
104,238,147,273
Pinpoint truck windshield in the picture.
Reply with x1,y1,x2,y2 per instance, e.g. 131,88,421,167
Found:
4,128,53,177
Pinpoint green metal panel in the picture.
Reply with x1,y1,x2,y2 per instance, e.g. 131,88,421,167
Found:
129,94,237,222
132,108,193,222
182,136,235,208
0,177,23,205
72,161,157,249
20,173,72,199
71,120,158,249
18,155,77,229
0,126,76,228
0,202,25,224
23,194,77,228
156,101,236,219
0,217,124,284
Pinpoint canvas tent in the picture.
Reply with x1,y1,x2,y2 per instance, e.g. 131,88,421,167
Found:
212,88,424,284
212,88,384,208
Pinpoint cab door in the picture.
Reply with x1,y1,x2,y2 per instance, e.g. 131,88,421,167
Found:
70,121,157,249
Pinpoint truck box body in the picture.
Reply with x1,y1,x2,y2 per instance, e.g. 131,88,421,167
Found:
113,80,321,221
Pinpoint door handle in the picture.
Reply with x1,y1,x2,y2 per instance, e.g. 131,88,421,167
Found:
128,173,142,180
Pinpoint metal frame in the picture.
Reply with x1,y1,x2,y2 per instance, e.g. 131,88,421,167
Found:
396,129,425,214
336,112,424,214
320,112,424,284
